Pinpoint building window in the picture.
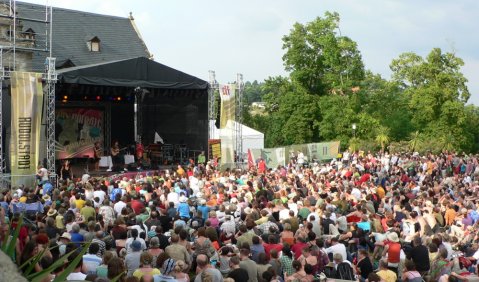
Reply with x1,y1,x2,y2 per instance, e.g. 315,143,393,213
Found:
24,28,35,40
88,36,101,52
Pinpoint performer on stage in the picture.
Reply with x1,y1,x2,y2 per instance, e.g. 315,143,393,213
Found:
60,160,73,182
136,138,144,170
93,141,103,171
109,140,127,172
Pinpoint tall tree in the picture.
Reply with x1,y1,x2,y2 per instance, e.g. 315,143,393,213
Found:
282,12,365,95
390,48,471,151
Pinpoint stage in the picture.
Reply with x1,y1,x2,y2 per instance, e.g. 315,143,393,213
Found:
67,161,176,181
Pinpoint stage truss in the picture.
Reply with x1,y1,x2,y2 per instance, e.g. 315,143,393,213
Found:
0,0,56,187
235,73,244,167
207,71,244,168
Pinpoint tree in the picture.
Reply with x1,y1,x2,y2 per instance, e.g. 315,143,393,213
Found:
282,12,365,95
390,48,472,151
375,126,390,153
409,131,421,152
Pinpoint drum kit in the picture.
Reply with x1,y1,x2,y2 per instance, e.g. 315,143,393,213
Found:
146,143,188,165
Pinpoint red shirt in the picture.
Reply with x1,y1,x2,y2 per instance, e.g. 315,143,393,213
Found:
130,199,145,215
384,240,401,263
263,243,283,260
291,241,308,259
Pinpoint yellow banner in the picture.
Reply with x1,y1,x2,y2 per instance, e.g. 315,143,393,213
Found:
219,84,236,129
10,72,44,186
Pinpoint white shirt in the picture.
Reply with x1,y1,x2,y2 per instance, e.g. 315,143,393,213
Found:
167,192,179,207
114,201,127,216
351,188,362,201
325,243,347,262
39,168,49,181
93,190,106,204
279,209,291,221
66,272,87,281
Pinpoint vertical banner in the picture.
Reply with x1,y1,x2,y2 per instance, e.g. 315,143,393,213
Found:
10,72,44,186
219,84,236,166
219,84,236,129
55,108,104,159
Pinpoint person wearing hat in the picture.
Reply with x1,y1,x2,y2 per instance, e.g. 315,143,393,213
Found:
152,258,177,282
378,232,401,272
125,240,142,276
177,194,190,219
58,232,71,256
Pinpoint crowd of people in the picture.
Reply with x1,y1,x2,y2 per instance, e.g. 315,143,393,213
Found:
2,150,479,282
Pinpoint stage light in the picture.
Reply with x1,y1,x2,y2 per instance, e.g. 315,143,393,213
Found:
96,96,101,100
117,97,122,101
63,95,68,100
84,96,87,100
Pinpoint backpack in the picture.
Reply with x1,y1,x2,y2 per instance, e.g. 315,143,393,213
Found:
335,262,355,281
110,188,122,202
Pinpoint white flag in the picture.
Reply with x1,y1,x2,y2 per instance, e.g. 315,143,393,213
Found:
154,132,164,144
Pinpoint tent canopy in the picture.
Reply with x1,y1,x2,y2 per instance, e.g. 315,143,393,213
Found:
57,56,209,90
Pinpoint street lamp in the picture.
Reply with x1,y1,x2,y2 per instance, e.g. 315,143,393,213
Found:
352,123,356,138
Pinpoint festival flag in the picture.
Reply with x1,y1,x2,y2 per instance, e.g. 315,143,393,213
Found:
247,149,255,170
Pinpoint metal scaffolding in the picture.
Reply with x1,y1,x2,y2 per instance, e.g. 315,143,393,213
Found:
208,70,218,139
235,73,244,167
44,57,57,182
0,0,55,186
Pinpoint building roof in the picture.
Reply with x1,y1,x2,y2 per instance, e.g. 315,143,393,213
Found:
16,1,151,71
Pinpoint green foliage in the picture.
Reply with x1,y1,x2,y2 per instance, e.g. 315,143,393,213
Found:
375,126,390,152
241,13,479,153
282,12,364,95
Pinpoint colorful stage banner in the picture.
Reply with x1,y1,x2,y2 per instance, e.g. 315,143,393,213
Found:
55,108,103,159
249,141,340,169
10,72,44,186
250,147,286,169
219,84,236,129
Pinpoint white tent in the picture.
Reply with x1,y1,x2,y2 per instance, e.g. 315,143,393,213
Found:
209,120,264,154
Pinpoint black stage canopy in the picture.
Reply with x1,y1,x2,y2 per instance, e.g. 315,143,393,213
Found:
57,56,209,90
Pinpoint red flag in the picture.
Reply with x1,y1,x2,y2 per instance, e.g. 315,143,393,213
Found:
247,149,255,170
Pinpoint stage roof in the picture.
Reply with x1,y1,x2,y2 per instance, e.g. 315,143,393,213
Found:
57,57,209,90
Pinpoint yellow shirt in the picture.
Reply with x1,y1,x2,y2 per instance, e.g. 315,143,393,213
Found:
377,269,397,282
55,215,65,229
377,186,385,199
19,196,27,203
75,199,86,210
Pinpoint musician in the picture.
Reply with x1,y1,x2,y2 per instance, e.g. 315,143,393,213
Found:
93,141,103,171
136,138,144,170
110,140,127,172
60,159,73,181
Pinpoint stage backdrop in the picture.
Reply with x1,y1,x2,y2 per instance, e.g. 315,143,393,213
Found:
10,72,43,186
55,108,103,159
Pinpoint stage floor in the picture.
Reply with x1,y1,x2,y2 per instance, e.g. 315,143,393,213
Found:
68,163,176,181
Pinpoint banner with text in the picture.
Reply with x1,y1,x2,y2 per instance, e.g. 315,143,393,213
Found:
10,72,43,186
55,108,103,159
219,84,236,129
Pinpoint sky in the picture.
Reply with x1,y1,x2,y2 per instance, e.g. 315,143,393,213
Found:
23,0,479,104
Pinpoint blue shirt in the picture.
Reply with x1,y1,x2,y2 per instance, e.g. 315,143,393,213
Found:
177,202,190,219
71,232,84,247
197,205,210,222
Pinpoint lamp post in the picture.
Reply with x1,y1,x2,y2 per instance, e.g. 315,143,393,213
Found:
352,123,357,138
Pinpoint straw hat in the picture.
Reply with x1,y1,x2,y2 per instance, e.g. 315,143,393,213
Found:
387,232,399,243
47,209,57,217
59,232,71,241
